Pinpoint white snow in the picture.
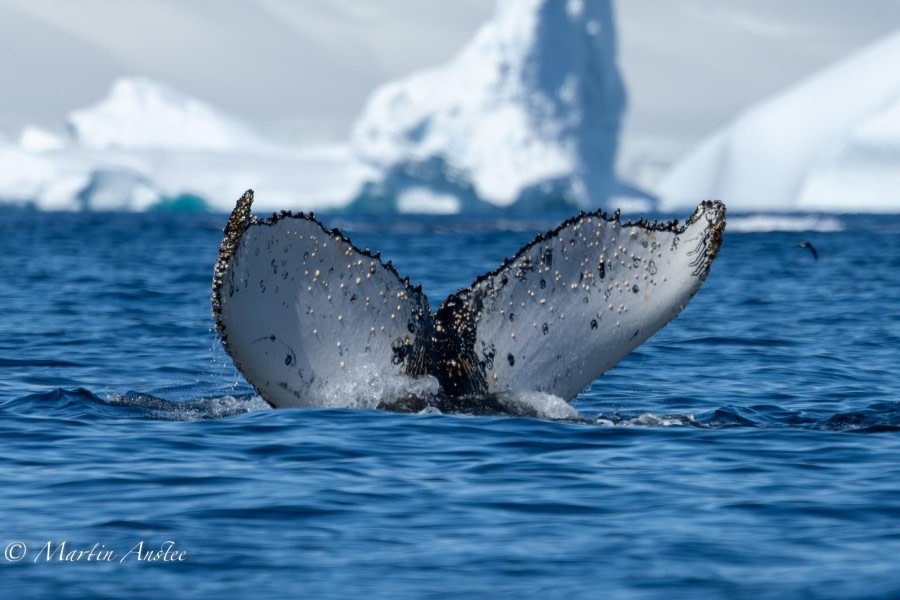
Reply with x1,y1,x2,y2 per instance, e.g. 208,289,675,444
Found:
658,30,900,213
68,77,271,153
0,145,89,210
0,77,371,212
18,126,67,152
351,0,627,210
0,1,632,214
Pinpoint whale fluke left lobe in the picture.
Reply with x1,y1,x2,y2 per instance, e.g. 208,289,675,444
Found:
212,190,434,408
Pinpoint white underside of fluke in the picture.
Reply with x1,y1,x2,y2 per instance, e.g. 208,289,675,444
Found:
212,191,725,409
453,206,723,401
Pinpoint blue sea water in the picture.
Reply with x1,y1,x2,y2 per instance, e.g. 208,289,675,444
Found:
1,208,899,599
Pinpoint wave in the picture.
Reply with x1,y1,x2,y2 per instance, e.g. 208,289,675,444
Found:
587,403,900,433
1,388,270,421
4,388,900,432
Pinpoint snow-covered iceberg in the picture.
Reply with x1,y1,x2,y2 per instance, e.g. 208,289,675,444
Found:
18,126,67,152
0,77,369,212
658,30,900,213
67,78,272,153
0,1,640,214
350,0,635,212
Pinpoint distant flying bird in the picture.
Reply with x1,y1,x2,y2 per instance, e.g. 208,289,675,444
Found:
798,241,818,261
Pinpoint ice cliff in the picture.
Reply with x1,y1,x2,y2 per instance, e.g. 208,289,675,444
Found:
658,30,900,213
350,0,630,212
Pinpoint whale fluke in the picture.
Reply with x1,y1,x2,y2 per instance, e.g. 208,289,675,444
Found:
212,191,726,409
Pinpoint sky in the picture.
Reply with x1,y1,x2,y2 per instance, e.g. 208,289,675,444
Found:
1,0,899,176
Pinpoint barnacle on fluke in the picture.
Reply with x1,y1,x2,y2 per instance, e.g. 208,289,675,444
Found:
212,190,726,409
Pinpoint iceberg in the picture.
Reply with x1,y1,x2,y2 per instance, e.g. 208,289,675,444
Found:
67,77,271,153
350,0,636,212
18,126,68,152
0,77,370,212
0,145,90,210
0,1,643,214
658,30,900,213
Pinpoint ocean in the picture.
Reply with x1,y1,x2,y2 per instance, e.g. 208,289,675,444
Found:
1,207,899,599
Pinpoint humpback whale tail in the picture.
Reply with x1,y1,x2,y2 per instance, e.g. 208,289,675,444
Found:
212,191,725,410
